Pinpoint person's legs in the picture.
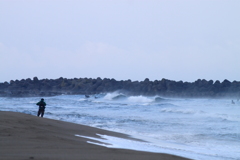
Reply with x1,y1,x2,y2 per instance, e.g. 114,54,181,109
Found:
37,110,41,116
41,110,45,117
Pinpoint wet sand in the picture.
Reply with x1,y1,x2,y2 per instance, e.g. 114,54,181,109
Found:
0,111,192,160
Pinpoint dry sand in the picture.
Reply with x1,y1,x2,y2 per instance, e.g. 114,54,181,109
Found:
0,111,192,160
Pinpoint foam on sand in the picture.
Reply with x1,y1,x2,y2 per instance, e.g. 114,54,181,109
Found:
75,134,228,160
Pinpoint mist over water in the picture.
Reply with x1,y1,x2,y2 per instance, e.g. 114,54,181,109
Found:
1,92,239,160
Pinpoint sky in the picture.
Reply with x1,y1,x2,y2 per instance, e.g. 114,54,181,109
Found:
0,0,240,83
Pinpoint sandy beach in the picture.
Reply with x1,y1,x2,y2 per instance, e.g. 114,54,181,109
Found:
0,111,191,160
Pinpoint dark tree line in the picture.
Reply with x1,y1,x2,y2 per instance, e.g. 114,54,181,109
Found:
0,77,239,98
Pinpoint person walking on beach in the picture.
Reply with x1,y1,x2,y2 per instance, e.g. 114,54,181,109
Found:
36,98,46,117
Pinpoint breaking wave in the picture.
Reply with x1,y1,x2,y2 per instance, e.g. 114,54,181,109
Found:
103,92,168,104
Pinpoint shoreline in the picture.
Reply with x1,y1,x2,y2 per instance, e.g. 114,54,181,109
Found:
0,111,192,160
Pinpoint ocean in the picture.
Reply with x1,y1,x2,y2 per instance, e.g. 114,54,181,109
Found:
1,92,239,160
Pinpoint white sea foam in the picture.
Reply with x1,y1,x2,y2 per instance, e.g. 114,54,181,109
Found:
103,92,124,100
127,95,154,103
160,108,197,114
75,134,235,160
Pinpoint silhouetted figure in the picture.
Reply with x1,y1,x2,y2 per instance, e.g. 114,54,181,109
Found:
232,100,235,104
85,95,90,98
36,98,46,117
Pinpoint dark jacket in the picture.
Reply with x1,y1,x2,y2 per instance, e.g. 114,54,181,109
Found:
36,100,46,110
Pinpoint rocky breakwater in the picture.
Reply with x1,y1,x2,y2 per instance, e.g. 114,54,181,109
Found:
0,77,239,98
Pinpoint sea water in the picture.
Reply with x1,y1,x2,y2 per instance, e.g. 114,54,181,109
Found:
0,92,239,160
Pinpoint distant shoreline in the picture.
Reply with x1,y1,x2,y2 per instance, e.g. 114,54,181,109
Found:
0,111,191,160
0,77,239,98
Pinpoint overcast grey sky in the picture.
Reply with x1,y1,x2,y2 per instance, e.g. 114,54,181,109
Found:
0,0,240,83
